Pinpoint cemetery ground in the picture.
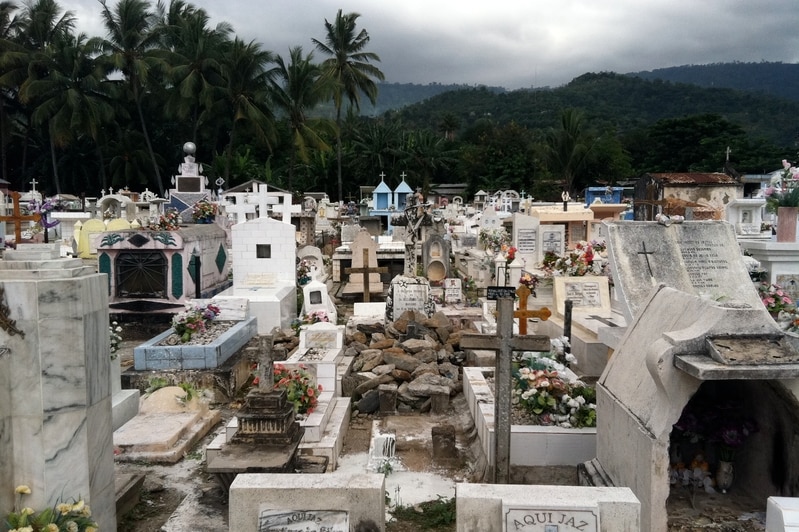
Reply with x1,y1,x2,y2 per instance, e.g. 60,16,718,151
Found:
110,306,768,532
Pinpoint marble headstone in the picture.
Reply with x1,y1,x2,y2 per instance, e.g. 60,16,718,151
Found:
340,222,362,244
605,220,762,324
385,275,435,322
297,245,326,281
0,244,116,530
512,213,539,269
539,225,565,263
298,321,344,351
553,276,612,319
301,279,338,324
443,278,463,304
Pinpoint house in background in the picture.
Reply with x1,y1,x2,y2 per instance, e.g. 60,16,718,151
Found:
633,172,743,221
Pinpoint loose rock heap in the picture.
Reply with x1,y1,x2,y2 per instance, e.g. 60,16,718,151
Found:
341,310,477,414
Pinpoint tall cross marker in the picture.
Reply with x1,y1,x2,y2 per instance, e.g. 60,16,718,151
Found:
344,248,387,302
513,285,551,335
257,335,274,392
637,241,655,276
0,191,40,244
460,297,550,484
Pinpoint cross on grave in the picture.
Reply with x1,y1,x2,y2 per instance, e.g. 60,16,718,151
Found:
344,248,387,302
459,297,550,484
379,171,386,180
29,179,38,192
257,335,274,392
0,191,41,243
513,285,551,335
637,241,655,276
400,171,407,180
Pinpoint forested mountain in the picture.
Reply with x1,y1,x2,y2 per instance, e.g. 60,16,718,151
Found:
393,72,799,148
627,62,799,103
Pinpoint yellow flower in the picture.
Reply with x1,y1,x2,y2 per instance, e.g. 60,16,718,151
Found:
45,524,59,532
66,521,78,532
57,503,72,515
14,485,31,495
15,527,34,532
71,499,85,513
80,504,92,517
86,527,98,532
20,507,34,516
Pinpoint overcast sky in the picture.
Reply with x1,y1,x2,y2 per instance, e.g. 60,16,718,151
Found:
59,0,799,90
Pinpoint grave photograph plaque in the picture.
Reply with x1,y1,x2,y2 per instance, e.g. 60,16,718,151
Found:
553,276,612,318
386,275,435,321
541,229,564,259
444,278,463,304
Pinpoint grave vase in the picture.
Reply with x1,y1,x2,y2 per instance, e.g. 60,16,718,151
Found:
716,460,734,493
776,206,798,242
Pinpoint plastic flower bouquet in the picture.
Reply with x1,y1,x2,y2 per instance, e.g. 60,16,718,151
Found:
192,200,218,223
4,485,98,532
765,159,799,212
273,364,322,415
757,282,794,315
148,208,181,230
171,302,221,342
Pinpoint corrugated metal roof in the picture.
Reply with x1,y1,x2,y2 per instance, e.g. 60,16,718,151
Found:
647,172,740,185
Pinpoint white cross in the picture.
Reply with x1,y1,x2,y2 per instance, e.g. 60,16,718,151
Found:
400,171,407,180
379,171,386,180
257,183,269,218
29,179,38,192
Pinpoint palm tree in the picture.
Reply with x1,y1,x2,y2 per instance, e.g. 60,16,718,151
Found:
20,33,115,193
0,0,76,192
211,37,275,184
402,129,457,195
543,108,597,197
0,1,21,184
351,119,402,179
96,0,166,195
156,0,231,146
312,9,384,202
268,46,333,191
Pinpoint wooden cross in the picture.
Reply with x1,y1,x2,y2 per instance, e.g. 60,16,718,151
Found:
344,248,387,302
513,285,551,335
460,297,550,484
0,191,40,244
637,241,655,276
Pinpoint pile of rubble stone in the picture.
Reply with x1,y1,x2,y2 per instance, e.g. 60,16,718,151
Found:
340,310,478,415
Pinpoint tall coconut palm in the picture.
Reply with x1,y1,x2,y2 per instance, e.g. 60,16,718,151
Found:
543,108,597,197
1,0,75,191
268,46,333,191
312,9,384,202
20,33,115,194
211,37,275,184
0,1,21,184
96,0,166,195
156,0,231,146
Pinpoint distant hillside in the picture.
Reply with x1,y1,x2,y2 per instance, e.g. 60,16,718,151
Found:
627,61,799,102
364,82,506,115
393,72,799,147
